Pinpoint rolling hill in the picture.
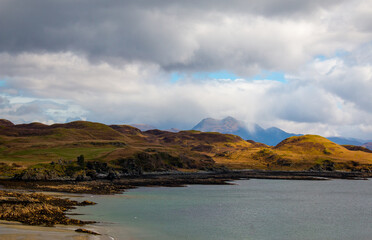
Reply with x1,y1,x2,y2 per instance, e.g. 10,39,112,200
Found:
0,119,371,179
211,135,372,171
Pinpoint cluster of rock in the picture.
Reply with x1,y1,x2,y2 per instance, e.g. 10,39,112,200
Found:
0,190,95,226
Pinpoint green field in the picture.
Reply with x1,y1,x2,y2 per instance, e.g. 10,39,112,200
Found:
0,146,117,165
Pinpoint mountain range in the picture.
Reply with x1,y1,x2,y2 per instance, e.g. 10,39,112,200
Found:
191,117,299,146
130,117,372,148
191,117,372,148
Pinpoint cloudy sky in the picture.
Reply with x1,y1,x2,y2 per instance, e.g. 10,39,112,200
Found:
1,0,372,139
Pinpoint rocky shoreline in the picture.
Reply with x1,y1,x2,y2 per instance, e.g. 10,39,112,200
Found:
1,170,371,195
0,190,95,227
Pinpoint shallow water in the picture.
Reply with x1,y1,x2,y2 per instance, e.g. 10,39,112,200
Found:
73,179,372,240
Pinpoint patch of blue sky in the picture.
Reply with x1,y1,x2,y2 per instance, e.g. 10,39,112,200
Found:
251,71,287,83
315,55,327,61
0,79,7,87
170,70,287,82
170,72,186,83
170,70,239,83
315,50,350,62
192,70,239,80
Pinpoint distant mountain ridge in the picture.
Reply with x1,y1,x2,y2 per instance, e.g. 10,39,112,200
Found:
130,124,156,131
192,117,299,146
327,137,368,146
130,124,179,133
362,142,372,151
191,117,372,147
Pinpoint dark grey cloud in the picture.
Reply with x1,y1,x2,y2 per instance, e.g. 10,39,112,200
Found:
0,0,349,75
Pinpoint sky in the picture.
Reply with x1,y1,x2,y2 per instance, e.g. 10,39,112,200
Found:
0,0,372,139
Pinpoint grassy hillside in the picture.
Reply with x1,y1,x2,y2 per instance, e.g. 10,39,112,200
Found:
0,120,237,178
274,135,372,165
1,120,372,178
212,135,372,171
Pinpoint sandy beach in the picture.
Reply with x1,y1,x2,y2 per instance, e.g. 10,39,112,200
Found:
0,220,109,240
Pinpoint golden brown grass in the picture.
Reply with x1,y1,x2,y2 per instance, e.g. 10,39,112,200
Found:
212,135,372,170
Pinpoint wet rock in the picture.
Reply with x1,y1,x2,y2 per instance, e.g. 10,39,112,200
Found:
75,228,101,235
0,190,96,226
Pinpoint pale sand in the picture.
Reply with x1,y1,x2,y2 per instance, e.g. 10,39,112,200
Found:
0,221,112,240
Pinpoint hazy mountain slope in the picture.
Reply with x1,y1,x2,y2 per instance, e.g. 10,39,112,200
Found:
326,137,364,146
362,142,372,150
130,124,157,131
192,117,297,145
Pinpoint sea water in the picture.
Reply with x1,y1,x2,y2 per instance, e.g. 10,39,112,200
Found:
73,179,372,240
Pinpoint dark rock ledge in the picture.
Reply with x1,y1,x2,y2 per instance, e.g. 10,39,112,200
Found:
1,170,371,195
0,190,95,227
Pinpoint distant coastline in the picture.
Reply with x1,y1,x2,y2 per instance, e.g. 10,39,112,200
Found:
1,169,371,195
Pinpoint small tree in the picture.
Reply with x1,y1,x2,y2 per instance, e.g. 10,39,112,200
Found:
77,155,85,167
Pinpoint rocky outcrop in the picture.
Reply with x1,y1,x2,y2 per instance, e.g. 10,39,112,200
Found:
15,168,67,181
0,190,95,226
75,228,101,235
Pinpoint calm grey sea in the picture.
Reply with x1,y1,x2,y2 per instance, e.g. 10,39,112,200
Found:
73,179,372,240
